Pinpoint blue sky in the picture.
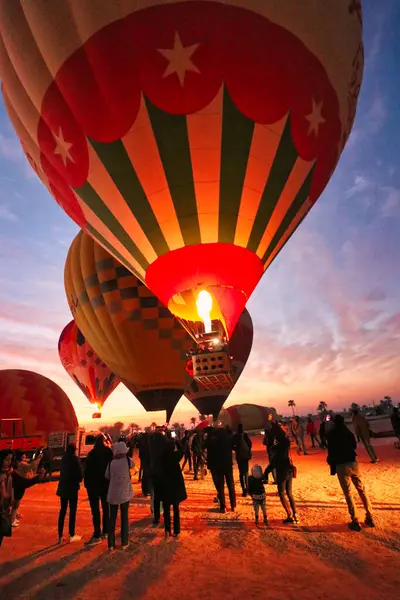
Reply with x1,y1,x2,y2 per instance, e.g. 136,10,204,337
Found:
0,1,399,425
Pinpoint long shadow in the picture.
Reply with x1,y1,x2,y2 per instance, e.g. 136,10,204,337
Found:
217,519,249,549
0,547,91,598
256,525,291,554
0,543,62,577
30,531,160,600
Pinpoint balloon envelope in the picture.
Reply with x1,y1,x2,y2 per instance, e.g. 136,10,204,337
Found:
0,0,363,340
58,320,120,410
0,369,78,442
185,309,253,418
218,404,278,432
64,231,193,422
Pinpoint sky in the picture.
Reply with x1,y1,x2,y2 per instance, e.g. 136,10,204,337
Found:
0,1,399,427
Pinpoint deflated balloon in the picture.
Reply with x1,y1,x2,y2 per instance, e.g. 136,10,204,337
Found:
185,309,253,418
58,320,120,411
0,369,78,442
0,0,364,342
218,404,278,432
64,231,192,422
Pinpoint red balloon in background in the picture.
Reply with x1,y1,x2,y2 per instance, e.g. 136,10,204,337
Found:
58,321,120,410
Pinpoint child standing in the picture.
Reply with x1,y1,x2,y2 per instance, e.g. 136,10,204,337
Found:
248,465,267,525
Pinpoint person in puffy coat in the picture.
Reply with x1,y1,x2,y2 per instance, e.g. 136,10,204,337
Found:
57,444,83,544
105,441,134,551
248,464,267,525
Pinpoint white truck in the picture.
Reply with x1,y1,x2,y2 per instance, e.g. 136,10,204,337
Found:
48,427,103,469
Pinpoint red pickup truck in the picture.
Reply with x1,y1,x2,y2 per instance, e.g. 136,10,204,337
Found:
0,418,42,456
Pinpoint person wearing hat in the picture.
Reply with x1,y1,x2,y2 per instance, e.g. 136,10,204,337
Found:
105,441,134,551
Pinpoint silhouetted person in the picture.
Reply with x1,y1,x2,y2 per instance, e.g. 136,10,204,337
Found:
319,420,328,449
327,414,374,531
84,435,113,545
391,407,400,448
307,417,321,448
265,426,298,524
232,424,252,496
57,443,82,543
351,409,378,463
159,439,187,537
192,431,205,480
206,428,236,513
181,430,193,473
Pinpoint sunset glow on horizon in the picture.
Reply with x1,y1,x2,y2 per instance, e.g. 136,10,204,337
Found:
0,2,399,428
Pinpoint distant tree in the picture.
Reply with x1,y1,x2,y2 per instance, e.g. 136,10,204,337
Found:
288,400,296,416
100,421,125,441
190,416,197,428
351,403,360,411
150,422,157,429
129,422,139,435
180,423,185,430
317,401,328,415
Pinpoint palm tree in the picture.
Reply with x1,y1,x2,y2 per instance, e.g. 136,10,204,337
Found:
150,421,157,430
129,422,139,435
288,400,296,416
190,416,197,428
317,401,328,415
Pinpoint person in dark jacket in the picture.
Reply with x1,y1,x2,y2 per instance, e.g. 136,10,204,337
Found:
192,431,205,480
248,464,267,525
206,427,236,513
327,415,374,531
0,450,14,548
181,430,193,473
263,422,281,483
265,426,298,524
57,444,82,543
232,424,252,496
391,407,400,448
84,435,113,545
138,433,151,496
319,420,328,449
159,439,187,537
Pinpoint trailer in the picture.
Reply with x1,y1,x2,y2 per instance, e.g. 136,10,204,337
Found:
0,418,42,456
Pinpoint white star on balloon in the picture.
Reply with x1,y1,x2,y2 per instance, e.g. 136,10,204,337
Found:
53,127,74,166
305,99,326,137
158,31,200,86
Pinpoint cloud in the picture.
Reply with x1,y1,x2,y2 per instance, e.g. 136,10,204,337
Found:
0,131,23,162
345,174,372,198
381,187,400,218
0,203,17,221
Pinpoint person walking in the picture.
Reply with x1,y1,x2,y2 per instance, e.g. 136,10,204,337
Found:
327,414,374,531
352,409,378,463
248,464,267,525
292,417,307,455
206,428,236,513
106,441,134,551
84,435,113,545
264,426,298,524
159,439,187,538
306,417,320,448
56,444,82,543
181,430,193,473
232,424,252,496
192,431,205,480
319,419,328,449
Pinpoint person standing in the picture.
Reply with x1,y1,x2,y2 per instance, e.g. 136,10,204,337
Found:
159,439,187,538
391,406,400,448
248,464,267,525
319,419,328,449
105,441,134,551
232,424,252,497
292,417,307,455
327,414,375,531
0,450,14,549
84,435,113,545
352,409,378,463
306,417,321,448
206,428,236,513
57,444,82,543
264,426,298,524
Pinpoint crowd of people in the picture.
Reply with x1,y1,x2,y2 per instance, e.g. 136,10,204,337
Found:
1,406,399,550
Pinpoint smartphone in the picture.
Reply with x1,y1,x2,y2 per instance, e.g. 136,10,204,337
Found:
326,415,331,422
171,431,176,439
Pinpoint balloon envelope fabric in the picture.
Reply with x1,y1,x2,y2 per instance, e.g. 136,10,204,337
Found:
0,369,78,443
58,320,120,410
0,0,364,339
64,230,193,422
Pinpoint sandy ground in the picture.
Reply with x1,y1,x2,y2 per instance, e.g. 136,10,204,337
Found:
1,436,399,600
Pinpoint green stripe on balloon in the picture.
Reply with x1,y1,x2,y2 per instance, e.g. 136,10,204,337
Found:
88,138,169,258
144,96,201,247
247,117,298,253
72,181,149,272
262,166,315,265
218,87,254,243
85,223,144,280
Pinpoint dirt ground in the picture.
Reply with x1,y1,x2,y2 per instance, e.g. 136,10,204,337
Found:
1,436,399,600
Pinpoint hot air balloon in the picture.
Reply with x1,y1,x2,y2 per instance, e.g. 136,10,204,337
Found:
0,1,363,354
0,369,78,443
58,320,120,418
218,404,278,432
185,308,253,418
64,231,193,423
